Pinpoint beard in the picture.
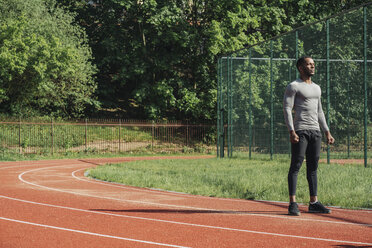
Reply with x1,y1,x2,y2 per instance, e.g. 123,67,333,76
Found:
306,71,315,77
302,67,315,77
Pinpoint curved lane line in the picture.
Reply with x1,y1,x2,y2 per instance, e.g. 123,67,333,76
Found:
0,216,190,248
0,161,81,171
72,169,372,227
1,196,371,246
3,159,372,213
17,164,372,228
18,165,213,211
77,162,372,213
75,168,262,202
8,164,372,245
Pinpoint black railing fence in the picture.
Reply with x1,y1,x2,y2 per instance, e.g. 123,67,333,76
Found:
0,118,216,155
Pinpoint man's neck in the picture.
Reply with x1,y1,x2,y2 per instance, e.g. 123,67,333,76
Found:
300,75,312,84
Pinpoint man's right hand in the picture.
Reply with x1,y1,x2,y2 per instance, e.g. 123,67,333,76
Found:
290,130,299,143
325,131,335,145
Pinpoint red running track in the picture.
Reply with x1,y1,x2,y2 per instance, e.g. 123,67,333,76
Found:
1,156,371,248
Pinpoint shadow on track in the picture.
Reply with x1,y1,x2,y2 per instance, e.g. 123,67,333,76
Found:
90,208,287,215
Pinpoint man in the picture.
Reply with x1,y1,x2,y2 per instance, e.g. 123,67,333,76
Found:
283,56,335,216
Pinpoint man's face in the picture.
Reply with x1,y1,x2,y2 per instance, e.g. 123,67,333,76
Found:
300,58,315,77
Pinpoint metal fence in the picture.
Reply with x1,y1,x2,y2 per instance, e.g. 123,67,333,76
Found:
217,3,372,167
0,118,216,155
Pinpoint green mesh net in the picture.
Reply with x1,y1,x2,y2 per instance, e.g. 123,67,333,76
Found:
217,4,371,167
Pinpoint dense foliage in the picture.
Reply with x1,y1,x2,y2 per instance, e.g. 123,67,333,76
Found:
0,0,98,117
1,0,370,120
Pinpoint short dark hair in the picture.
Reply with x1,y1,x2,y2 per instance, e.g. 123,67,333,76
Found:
296,56,312,70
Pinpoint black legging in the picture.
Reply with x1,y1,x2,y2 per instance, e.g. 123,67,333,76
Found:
288,130,322,197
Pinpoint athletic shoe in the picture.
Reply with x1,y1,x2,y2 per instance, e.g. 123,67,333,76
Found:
308,201,331,214
288,202,301,216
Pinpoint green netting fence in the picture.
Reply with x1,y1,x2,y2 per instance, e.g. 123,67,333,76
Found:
217,3,372,167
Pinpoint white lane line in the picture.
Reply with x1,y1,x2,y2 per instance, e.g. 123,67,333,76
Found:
77,165,372,213
72,169,372,227
17,165,330,217
0,216,190,248
17,165,372,228
0,161,83,171
4,159,372,213
75,168,262,203
1,196,371,246
0,163,63,171
8,163,372,245
18,166,210,211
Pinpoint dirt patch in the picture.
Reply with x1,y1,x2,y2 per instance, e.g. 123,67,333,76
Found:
319,158,367,165
68,141,149,152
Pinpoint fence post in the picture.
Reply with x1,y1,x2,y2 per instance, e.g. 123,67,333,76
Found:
363,6,368,168
230,56,234,158
85,118,88,151
218,58,225,158
119,119,121,153
186,121,189,147
326,19,331,164
288,61,292,158
294,31,299,158
227,55,231,157
51,118,54,154
217,57,225,158
19,116,22,154
347,71,351,159
152,120,154,151
270,40,274,160
295,31,299,79
217,58,220,157
248,48,253,159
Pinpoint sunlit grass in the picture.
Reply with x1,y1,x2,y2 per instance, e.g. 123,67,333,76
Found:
88,157,372,210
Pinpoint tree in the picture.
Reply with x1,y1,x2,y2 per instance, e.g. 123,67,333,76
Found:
58,0,370,121
0,0,99,117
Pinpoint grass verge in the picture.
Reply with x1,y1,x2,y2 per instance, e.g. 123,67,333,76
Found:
87,157,372,210
0,149,209,162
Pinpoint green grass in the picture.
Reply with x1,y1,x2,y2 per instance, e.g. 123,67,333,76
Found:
88,157,372,210
0,149,209,161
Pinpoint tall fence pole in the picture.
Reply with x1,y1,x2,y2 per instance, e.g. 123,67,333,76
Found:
288,61,292,157
226,56,229,157
326,19,331,164
219,58,225,158
227,56,232,157
270,40,274,160
217,58,221,157
363,6,368,168
231,56,234,158
227,56,230,157
248,48,253,159
347,73,351,158
295,31,299,78
294,31,299,158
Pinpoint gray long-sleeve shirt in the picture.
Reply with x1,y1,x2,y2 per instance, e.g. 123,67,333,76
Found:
283,79,329,132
